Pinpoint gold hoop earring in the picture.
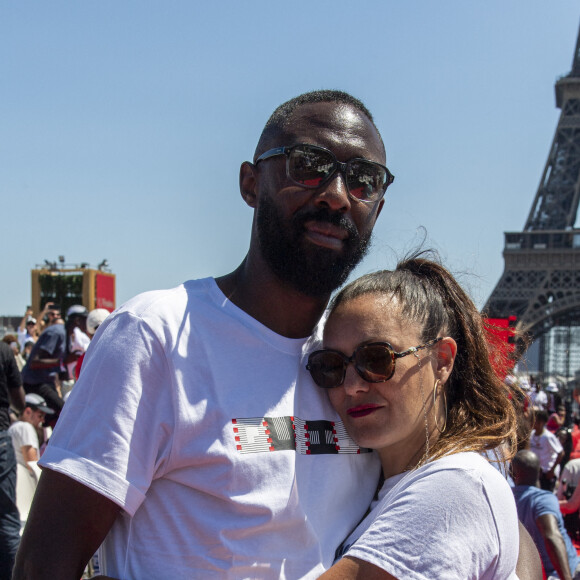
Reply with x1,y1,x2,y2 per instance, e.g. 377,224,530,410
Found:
433,379,447,434
415,354,430,468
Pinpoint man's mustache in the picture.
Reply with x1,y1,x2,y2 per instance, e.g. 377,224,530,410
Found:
293,207,358,239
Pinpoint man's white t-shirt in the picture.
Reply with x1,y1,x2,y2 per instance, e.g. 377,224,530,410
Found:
40,278,381,579
530,428,563,473
336,452,519,580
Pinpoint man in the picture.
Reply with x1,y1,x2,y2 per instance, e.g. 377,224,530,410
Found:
0,340,25,579
531,409,564,491
547,383,563,416
37,302,62,333
8,393,53,472
74,308,110,380
557,456,580,542
512,449,580,580
8,394,54,525
20,307,67,418
16,310,37,354
14,90,390,579
62,305,90,389
532,384,549,411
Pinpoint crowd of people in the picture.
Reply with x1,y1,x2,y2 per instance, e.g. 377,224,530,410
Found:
505,373,580,580
1,88,573,579
0,303,110,577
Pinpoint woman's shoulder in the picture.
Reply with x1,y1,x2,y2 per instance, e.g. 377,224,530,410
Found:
384,451,513,506
415,451,506,481
342,452,518,579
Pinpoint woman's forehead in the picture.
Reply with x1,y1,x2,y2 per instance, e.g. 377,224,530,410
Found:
324,293,422,342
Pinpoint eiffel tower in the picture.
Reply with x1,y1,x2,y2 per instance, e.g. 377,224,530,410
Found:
485,24,580,376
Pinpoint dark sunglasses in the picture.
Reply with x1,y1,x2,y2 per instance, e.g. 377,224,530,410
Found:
255,143,394,203
306,338,442,389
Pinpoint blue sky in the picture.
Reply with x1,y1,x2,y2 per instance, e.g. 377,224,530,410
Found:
2,1,579,316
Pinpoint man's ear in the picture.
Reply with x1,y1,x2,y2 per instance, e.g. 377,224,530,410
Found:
437,337,457,385
239,161,258,208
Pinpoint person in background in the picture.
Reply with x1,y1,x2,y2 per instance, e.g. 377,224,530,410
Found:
8,393,52,472
8,394,54,526
62,305,90,392
36,302,61,334
557,456,580,543
548,405,567,434
17,310,37,354
530,409,564,491
546,383,562,416
532,384,549,412
20,309,66,419
0,340,25,579
1,336,25,372
513,449,580,580
21,340,34,362
74,308,111,381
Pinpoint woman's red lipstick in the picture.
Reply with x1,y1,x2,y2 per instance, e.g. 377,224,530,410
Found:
347,404,381,418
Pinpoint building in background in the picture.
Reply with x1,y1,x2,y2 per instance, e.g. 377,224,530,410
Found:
0,257,115,339
485,24,580,392
31,257,115,318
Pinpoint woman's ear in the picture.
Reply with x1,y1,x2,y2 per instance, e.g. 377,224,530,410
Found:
437,337,457,385
239,161,258,208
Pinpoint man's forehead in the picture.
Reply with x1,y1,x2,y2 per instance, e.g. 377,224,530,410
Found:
283,102,385,159
285,102,369,133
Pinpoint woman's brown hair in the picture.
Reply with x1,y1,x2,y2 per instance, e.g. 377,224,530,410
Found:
329,252,523,463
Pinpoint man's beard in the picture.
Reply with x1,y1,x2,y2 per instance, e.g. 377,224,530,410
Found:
256,193,372,298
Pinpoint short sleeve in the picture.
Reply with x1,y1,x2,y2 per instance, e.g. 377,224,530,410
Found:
10,422,38,450
532,490,561,520
39,311,175,516
37,328,64,357
344,463,517,580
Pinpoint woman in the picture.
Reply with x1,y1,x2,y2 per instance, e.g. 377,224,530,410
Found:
307,256,523,579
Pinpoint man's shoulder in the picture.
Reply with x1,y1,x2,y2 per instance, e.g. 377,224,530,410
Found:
106,277,219,336
38,323,66,341
119,278,214,317
515,485,559,509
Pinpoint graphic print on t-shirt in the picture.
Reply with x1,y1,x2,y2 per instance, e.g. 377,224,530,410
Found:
232,416,371,454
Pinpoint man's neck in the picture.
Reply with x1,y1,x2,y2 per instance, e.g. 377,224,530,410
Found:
215,259,330,339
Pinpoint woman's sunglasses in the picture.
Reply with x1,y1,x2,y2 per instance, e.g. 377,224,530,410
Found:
255,143,394,203
306,338,442,389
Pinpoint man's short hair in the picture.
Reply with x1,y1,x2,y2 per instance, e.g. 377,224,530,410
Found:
535,409,549,423
255,89,383,159
512,449,540,484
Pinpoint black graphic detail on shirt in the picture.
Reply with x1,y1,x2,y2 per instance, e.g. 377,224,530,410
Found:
232,416,371,455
